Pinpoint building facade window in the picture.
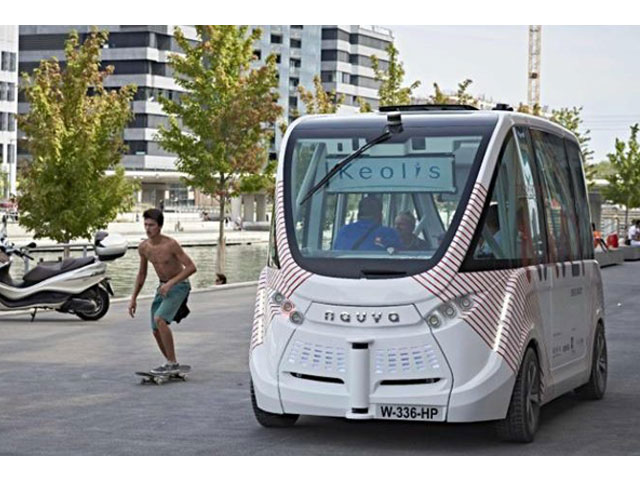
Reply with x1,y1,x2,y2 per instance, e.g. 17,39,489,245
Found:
322,28,350,42
350,75,380,90
321,50,349,63
349,34,391,50
321,71,334,83
271,34,282,44
290,38,301,48
7,82,15,102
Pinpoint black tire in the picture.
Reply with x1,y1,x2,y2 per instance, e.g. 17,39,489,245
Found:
497,347,541,443
76,287,110,321
576,323,607,400
250,381,298,428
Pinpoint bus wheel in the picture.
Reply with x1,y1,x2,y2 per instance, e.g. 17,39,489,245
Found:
576,323,607,400
250,381,299,428
497,347,541,443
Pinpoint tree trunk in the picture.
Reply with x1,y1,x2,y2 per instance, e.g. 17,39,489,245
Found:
625,202,630,233
217,193,226,275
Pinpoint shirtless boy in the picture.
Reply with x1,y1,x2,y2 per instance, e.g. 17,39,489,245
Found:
128,208,197,374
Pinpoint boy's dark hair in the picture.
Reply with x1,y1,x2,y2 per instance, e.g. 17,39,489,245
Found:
143,208,164,228
215,273,227,284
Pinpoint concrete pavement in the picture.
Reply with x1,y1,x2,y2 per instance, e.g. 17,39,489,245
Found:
0,265,639,455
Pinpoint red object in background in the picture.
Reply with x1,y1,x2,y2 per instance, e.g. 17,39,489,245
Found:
606,233,619,248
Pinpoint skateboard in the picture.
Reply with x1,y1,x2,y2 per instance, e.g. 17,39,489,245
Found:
136,365,191,385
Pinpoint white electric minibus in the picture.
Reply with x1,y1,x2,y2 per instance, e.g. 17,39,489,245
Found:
249,105,607,442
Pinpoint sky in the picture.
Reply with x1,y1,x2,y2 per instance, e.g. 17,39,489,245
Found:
385,25,640,163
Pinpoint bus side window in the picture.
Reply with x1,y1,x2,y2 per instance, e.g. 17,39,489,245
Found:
565,140,594,260
465,132,544,270
530,130,582,263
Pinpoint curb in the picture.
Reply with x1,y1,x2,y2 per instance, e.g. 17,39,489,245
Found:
111,280,259,303
0,281,259,316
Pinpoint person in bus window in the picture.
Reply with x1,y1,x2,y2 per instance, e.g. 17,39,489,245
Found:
333,196,401,251
394,211,429,251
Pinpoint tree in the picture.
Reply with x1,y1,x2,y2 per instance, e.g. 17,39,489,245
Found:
156,26,282,273
602,124,640,231
591,160,614,179
359,43,420,112
298,75,344,114
279,74,344,135
278,74,344,148
429,79,479,106
18,28,137,248
516,103,542,116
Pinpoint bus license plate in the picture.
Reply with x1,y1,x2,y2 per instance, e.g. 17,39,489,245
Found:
377,404,443,422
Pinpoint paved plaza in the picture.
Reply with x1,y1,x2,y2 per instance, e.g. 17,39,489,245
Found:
0,265,639,455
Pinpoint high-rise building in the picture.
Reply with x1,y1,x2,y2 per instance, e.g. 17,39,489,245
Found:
19,25,201,207
320,25,393,112
18,25,392,211
0,25,18,198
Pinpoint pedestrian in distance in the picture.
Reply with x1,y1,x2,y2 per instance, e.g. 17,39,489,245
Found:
592,223,609,252
128,208,197,375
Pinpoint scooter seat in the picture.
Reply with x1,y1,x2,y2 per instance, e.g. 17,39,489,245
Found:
23,257,96,284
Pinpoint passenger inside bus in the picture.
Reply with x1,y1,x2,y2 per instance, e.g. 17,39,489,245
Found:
333,196,402,251
394,211,429,251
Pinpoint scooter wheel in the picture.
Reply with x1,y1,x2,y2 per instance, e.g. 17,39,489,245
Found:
76,287,110,321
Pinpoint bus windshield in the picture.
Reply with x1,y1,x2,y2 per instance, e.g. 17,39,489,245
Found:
284,121,495,278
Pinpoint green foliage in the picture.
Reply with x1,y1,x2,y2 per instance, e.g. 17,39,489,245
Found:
550,106,593,162
18,28,137,243
298,75,344,114
591,160,614,179
362,43,420,111
602,124,640,229
279,75,344,145
155,26,282,271
357,97,373,113
429,79,478,106
516,103,542,116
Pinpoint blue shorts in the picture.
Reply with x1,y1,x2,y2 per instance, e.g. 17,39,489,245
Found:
150,281,191,331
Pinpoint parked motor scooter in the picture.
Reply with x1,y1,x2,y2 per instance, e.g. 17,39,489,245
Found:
0,232,128,321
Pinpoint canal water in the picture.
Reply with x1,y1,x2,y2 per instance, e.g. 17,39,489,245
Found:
10,244,269,298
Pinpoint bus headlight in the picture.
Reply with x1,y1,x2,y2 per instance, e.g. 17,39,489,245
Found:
290,311,305,325
424,295,475,329
427,314,442,328
270,290,304,325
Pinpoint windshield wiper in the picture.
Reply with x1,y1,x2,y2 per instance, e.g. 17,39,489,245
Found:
299,112,403,206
